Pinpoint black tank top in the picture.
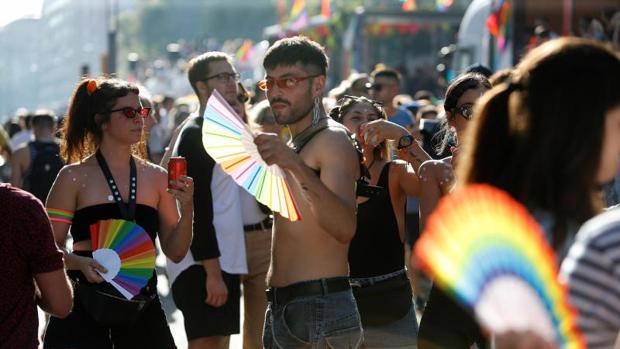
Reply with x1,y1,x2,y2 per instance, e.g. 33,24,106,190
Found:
349,162,404,278
71,203,159,243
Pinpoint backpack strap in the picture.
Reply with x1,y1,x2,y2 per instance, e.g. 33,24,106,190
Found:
290,117,331,154
289,117,381,198
23,142,39,187
28,141,39,161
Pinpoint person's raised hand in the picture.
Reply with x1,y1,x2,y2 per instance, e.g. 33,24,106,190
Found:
254,132,299,170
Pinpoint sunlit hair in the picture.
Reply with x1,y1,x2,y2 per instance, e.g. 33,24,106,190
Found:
187,51,233,97
457,37,620,247
488,68,513,86
263,36,328,76
370,67,401,83
435,73,491,155
330,95,390,161
60,77,147,164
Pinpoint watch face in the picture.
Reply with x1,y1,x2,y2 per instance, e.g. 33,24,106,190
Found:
399,135,413,149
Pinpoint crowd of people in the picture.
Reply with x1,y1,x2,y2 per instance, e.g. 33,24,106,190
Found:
1,33,620,349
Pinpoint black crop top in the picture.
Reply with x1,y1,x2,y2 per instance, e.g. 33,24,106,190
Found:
71,203,159,244
348,162,405,278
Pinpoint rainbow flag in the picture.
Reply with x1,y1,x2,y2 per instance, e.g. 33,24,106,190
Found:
321,0,331,19
236,40,253,64
290,0,308,31
401,0,417,12
486,0,512,52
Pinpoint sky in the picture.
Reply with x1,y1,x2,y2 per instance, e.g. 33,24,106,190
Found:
0,0,44,28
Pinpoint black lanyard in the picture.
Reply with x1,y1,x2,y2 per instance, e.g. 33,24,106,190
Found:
95,150,137,221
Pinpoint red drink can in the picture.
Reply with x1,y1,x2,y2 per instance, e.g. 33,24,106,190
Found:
168,157,187,190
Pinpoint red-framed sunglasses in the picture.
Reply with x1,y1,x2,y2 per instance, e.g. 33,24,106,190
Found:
108,107,152,119
257,75,319,91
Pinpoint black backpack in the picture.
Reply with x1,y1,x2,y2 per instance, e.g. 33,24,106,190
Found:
25,140,64,202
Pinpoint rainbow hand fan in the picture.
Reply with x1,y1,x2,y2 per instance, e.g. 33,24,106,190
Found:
202,89,301,221
414,184,584,349
89,219,156,300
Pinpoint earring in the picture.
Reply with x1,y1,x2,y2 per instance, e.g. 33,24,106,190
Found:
312,97,321,126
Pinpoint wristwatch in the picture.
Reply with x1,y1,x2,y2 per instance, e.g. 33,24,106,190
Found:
396,134,414,150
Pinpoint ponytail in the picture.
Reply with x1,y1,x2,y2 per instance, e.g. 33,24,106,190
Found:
457,38,620,250
60,78,142,164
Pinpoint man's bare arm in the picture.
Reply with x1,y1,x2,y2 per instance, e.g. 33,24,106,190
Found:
255,130,358,243
10,147,27,187
35,269,73,318
289,131,358,242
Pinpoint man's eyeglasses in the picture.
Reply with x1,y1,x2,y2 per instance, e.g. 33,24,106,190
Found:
205,72,240,83
257,75,319,91
454,103,474,120
108,107,152,119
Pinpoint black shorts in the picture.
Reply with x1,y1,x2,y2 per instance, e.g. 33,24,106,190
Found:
44,294,176,349
171,265,241,340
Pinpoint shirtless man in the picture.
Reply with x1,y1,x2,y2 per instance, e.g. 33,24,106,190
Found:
254,36,362,348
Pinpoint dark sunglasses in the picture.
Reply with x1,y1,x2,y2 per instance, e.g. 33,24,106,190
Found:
351,83,370,92
205,72,240,83
257,75,319,91
108,107,152,119
366,82,384,92
454,104,474,120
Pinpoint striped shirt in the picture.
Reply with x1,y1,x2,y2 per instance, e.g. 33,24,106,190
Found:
560,208,620,349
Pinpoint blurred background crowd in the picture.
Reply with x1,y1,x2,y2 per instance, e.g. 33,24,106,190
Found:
0,0,618,184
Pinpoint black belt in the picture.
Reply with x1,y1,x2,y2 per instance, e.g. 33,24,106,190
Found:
243,216,272,232
266,277,351,305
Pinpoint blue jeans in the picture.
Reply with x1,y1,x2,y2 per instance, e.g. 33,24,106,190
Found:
263,282,363,348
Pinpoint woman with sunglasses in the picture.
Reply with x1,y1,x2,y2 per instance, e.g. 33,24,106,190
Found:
330,95,430,348
418,72,491,230
43,78,194,349
416,72,492,349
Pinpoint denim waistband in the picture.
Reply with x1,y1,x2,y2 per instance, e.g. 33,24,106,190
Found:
349,269,408,288
266,277,350,305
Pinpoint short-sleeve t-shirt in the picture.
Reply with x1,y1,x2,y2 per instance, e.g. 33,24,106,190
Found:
0,183,64,349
